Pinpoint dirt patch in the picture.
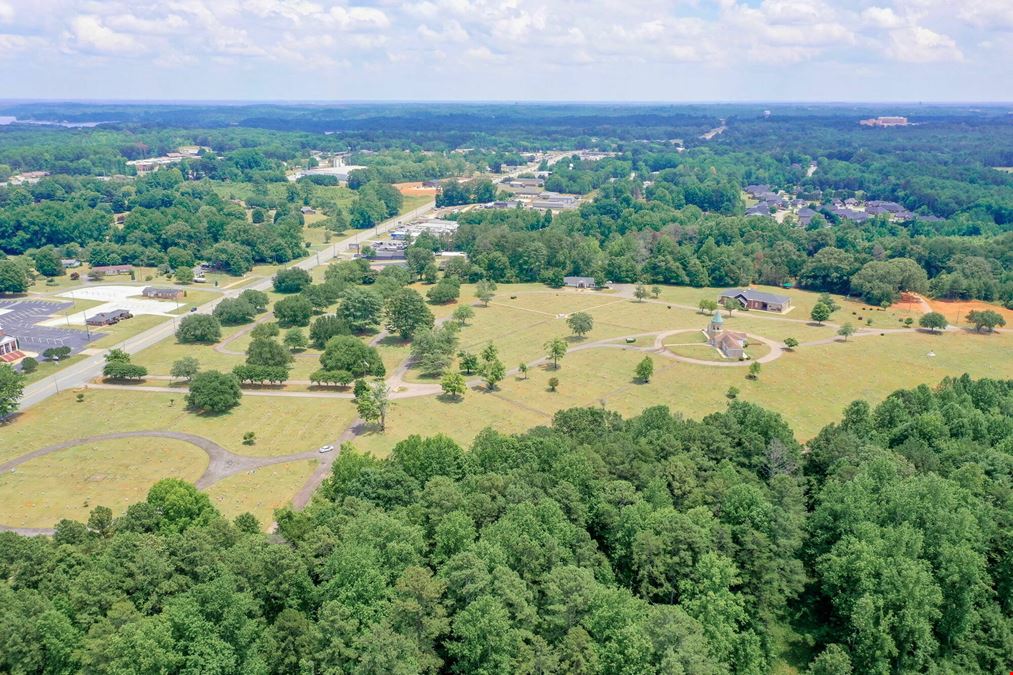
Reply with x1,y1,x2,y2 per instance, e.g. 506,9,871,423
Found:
925,298,1013,324
890,292,931,315
394,182,438,196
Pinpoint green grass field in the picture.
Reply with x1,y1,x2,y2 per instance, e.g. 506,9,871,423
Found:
0,438,209,528
6,280,1010,532
205,459,317,527
2,389,358,464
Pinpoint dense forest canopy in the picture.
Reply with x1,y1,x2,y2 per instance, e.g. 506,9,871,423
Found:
0,376,1010,673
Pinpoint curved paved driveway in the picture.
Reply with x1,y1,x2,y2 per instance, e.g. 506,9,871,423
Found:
0,430,323,535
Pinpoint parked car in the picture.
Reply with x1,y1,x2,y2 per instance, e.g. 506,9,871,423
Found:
318,444,335,453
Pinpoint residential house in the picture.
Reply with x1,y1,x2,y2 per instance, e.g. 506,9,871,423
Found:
718,288,792,313
563,276,596,289
300,206,316,215
705,313,748,359
60,258,81,268
90,264,134,276
797,207,818,226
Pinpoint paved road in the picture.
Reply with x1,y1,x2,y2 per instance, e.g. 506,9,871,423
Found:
16,201,435,412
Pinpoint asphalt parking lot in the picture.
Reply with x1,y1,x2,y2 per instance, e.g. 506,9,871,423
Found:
0,300,102,354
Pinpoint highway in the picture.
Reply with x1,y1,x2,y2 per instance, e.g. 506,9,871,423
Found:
16,200,435,411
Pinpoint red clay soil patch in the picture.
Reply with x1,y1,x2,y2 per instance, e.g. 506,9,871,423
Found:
925,298,1013,324
394,182,438,196
890,292,931,314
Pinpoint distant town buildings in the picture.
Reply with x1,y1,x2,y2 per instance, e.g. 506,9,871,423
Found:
860,116,909,127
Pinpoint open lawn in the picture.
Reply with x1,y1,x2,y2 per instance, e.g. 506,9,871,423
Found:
0,438,209,528
486,328,1013,440
349,387,548,459
652,284,922,328
134,322,252,375
208,181,358,209
205,459,317,528
1,389,359,463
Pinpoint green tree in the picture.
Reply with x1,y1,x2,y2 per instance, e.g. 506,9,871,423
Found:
426,277,460,304
406,246,436,280
246,337,293,368
273,295,313,328
518,362,528,379
384,288,434,340
0,364,25,418
965,309,1005,333
722,297,739,316
19,357,38,374
176,314,221,344
917,312,947,333
273,267,312,293
475,279,497,306
458,351,479,375
284,328,308,351
340,286,384,333
479,346,505,390
212,298,255,325
355,379,391,430
310,315,351,348
650,285,661,299
635,356,654,383
837,323,855,341
566,311,594,338
411,326,459,376
0,259,30,293
811,303,831,325
251,321,280,339
87,506,113,536
634,284,649,302
440,371,467,399
548,376,560,391
748,361,761,379
103,360,148,380
174,266,194,284
31,249,63,277
698,298,718,314
145,478,217,533
783,337,799,350
807,644,853,675
452,304,474,326
185,370,242,413
320,335,385,377
238,289,269,313
545,337,567,369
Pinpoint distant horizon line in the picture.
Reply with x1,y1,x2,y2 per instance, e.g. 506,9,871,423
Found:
0,98,1010,107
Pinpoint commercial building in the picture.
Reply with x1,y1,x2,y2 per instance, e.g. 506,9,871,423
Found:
142,287,184,300
86,309,133,326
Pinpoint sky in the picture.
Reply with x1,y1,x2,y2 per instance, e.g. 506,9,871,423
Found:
0,0,1010,102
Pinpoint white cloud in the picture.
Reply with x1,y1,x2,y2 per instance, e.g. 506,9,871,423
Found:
887,25,963,62
0,0,1005,99
64,14,146,55
862,6,904,29
105,14,189,35
957,1,1013,30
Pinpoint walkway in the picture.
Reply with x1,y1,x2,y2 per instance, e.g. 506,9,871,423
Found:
0,430,325,535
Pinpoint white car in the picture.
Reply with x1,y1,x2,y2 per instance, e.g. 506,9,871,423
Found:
318,444,335,453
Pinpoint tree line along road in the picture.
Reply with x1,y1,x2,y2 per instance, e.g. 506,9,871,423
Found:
15,200,436,412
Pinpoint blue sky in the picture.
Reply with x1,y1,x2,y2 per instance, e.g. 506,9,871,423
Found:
0,0,1010,101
